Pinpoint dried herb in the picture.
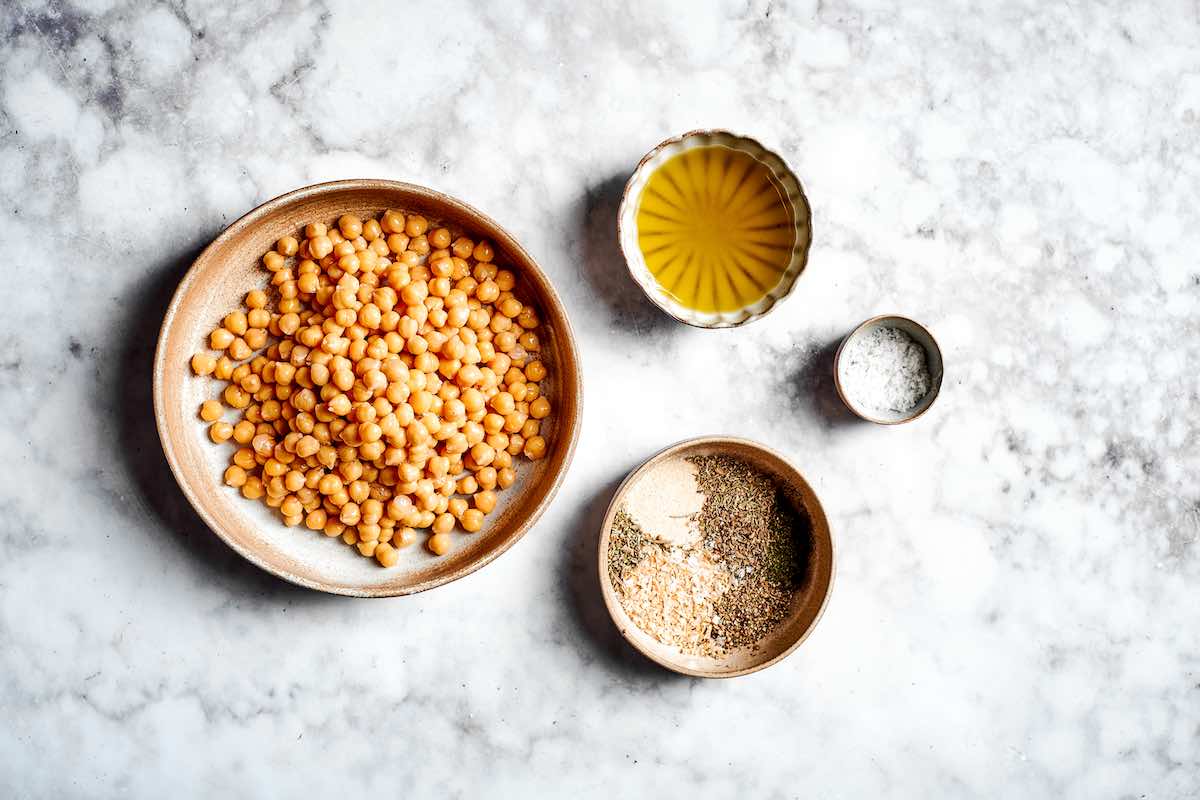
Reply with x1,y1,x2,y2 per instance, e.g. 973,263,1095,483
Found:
689,454,812,650
607,508,650,586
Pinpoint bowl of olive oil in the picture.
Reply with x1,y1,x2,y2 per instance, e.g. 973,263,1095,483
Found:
618,130,812,328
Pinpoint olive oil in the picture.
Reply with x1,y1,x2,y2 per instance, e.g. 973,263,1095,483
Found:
636,146,795,314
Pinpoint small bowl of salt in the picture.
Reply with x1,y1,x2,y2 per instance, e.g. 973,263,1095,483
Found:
834,314,944,425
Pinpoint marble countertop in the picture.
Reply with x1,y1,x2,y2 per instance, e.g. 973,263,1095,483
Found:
3,0,1198,796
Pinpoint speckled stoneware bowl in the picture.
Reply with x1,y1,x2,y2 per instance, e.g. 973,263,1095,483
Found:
617,130,813,328
154,179,582,596
834,314,944,425
598,437,835,678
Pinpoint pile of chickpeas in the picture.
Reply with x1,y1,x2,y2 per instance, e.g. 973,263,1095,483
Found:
190,210,551,566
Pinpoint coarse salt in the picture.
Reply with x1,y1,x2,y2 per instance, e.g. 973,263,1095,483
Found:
840,325,932,414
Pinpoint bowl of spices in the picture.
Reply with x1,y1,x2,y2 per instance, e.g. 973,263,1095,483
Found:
617,130,813,328
834,314,943,424
599,437,834,677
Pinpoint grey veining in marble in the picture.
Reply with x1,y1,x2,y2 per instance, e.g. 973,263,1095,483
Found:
2,0,1199,796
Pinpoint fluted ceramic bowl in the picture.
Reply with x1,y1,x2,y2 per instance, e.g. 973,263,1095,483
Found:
617,130,813,328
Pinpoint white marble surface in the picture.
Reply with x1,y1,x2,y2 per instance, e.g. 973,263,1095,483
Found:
2,0,1198,796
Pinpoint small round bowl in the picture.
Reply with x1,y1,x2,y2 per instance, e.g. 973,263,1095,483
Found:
598,437,835,678
617,130,813,329
833,314,944,425
154,180,582,596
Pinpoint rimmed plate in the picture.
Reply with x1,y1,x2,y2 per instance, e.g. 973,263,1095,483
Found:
154,179,582,596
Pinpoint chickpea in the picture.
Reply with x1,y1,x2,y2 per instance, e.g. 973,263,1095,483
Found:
530,397,551,419
374,541,398,567
227,420,250,445
385,233,409,256
338,214,363,239
250,433,274,457
309,235,334,259
493,331,517,354
271,235,297,257
497,467,516,489
460,508,484,532
233,448,256,470
199,399,223,422
523,436,547,460
447,497,468,519
476,280,500,304
475,466,497,490
435,236,464,260
387,495,413,521
470,442,496,467
474,490,497,514
244,310,269,332
241,476,265,500
427,532,451,555
210,328,235,350
191,352,217,376
228,337,252,361
525,359,547,381
339,502,361,525
394,527,418,548
405,215,428,237
473,240,494,262
209,421,234,442
328,393,352,416
280,496,302,518
461,387,485,413
224,465,247,487
243,289,267,309
360,498,383,524
285,470,306,492
490,392,515,415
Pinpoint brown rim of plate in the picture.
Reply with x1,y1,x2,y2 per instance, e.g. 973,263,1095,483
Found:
833,314,944,425
597,436,836,678
616,129,815,329
153,179,583,596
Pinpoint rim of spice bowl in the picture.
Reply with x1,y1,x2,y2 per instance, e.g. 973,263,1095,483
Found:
154,179,583,596
833,314,944,425
597,436,835,678
616,129,814,329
